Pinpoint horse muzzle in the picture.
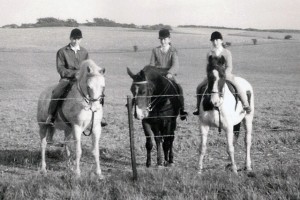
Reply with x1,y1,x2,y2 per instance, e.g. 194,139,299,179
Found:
135,106,149,120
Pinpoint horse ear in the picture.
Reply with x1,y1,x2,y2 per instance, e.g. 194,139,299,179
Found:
99,68,105,75
140,70,146,80
87,66,92,73
127,67,135,79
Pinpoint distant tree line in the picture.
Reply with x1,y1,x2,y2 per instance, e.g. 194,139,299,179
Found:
178,25,300,34
1,17,172,31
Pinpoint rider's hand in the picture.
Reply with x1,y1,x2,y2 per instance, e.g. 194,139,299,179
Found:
166,73,173,79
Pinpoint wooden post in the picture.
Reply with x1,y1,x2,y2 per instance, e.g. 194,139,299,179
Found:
127,95,138,180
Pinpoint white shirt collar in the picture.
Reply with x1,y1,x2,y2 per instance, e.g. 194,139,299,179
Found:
70,44,80,53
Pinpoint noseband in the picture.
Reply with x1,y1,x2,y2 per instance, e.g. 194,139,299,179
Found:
77,80,104,105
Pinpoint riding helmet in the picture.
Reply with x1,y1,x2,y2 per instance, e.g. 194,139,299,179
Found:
70,28,82,39
210,31,223,41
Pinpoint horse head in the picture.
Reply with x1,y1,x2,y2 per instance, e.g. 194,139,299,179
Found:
127,66,156,120
77,60,105,110
206,55,226,107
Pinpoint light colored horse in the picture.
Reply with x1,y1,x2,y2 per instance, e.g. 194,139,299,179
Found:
198,56,254,174
37,59,105,178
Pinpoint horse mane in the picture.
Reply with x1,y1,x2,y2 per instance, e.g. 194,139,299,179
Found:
207,55,226,79
76,59,102,80
142,65,168,77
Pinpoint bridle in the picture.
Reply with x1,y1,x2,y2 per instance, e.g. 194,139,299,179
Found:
76,77,105,136
77,81,104,105
132,78,171,112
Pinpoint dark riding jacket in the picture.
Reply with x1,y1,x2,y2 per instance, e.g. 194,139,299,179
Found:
56,44,89,80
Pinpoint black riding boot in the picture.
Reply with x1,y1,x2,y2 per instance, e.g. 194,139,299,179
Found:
177,85,188,120
193,85,205,115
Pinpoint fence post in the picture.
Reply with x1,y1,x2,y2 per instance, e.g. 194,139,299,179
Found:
127,95,138,180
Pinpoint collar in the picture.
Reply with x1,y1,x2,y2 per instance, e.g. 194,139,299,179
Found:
67,44,81,53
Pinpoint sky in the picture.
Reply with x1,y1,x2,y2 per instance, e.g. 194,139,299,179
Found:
1,0,299,30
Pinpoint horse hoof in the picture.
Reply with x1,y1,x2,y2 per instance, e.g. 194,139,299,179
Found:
168,163,174,167
98,174,105,180
247,171,256,178
157,165,164,169
40,169,47,175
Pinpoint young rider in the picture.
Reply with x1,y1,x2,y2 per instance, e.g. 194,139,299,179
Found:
149,29,188,120
193,31,251,115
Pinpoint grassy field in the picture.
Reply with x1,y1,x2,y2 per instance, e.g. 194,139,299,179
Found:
0,26,299,199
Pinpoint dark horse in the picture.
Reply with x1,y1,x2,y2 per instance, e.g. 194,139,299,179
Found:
127,65,182,167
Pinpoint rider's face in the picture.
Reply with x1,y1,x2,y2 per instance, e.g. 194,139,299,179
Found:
211,39,223,48
160,37,171,47
70,37,82,47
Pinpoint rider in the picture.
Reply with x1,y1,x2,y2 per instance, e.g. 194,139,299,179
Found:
149,28,188,120
193,31,251,115
46,28,107,129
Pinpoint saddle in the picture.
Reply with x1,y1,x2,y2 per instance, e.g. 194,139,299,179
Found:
202,80,239,111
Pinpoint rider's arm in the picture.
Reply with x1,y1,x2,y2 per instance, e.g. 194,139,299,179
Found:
167,49,179,76
224,50,233,76
56,50,78,79
149,48,157,67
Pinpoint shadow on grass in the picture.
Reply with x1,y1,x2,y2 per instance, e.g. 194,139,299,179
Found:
0,147,132,173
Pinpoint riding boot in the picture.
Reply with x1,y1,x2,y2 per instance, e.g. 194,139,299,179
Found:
193,84,206,115
177,85,188,120
239,93,251,114
193,79,208,115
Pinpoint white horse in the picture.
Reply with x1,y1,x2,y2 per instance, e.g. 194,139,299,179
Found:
198,56,254,174
37,59,105,178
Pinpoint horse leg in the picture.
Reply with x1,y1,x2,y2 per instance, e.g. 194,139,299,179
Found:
168,118,176,165
163,135,174,166
39,125,48,174
198,124,209,174
225,125,238,174
142,120,153,167
46,126,55,145
243,118,253,171
233,123,241,147
64,130,73,168
73,125,82,177
92,125,104,179
154,134,163,166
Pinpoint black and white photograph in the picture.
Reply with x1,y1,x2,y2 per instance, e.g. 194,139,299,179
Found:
0,0,299,199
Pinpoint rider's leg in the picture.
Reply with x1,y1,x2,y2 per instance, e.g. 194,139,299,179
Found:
177,84,188,120
168,77,188,120
226,75,251,114
193,78,207,115
46,80,71,125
